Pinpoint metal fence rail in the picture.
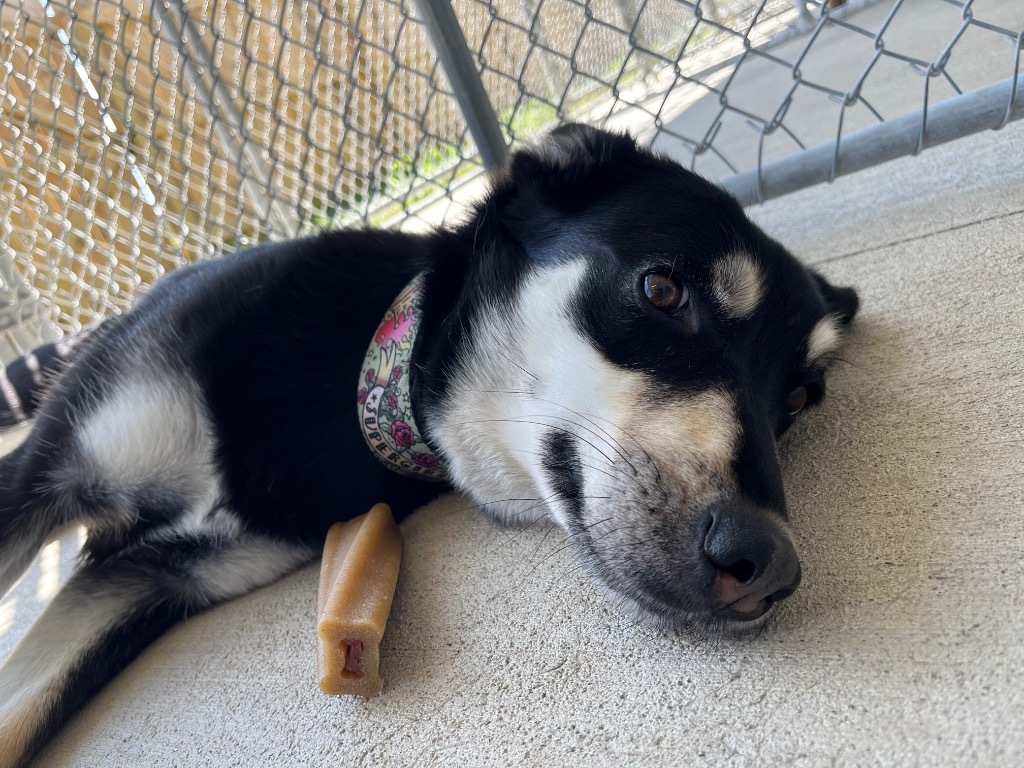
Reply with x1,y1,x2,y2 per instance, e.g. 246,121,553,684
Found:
0,0,1020,355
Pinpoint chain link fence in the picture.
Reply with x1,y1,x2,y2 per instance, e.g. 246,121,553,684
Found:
0,0,1021,356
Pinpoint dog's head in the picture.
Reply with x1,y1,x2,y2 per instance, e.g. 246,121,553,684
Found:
424,124,858,633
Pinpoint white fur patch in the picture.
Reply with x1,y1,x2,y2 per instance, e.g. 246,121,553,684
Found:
712,252,763,318
74,375,218,503
428,259,740,529
187,518,313,605
805,315,843,366
428,263,592,526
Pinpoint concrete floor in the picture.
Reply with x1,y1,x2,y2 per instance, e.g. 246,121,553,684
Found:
2,0,1023,765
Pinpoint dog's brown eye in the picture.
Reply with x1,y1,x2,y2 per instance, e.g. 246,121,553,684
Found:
786,386,808,416
643,272,689,310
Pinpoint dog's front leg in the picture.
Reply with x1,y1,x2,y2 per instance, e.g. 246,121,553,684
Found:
0,514,315,768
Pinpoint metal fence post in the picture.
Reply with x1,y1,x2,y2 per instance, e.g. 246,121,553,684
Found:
414,0,509,170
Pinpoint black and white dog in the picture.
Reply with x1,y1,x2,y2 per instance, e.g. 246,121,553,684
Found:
0,125,857,765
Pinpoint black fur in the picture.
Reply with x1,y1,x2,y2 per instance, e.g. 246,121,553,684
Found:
542,430,585,522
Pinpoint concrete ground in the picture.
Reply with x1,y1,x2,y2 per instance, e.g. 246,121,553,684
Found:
2,0,1023,765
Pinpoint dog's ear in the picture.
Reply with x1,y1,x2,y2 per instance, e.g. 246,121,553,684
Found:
811,271,860,326
486,124,643,251
512,123,640,186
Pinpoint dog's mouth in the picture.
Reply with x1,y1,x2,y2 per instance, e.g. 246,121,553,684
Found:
588,569,781,637
713,591,785,623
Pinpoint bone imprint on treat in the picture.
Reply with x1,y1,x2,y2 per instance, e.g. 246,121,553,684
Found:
316,503,403,697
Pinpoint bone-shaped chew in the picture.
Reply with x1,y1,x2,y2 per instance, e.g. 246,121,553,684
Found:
316,503,402,697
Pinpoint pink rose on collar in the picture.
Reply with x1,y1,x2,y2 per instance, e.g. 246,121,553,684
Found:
411,452,438,468
391,420,415,449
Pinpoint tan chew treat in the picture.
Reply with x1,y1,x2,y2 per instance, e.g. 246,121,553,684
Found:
316,503,402,697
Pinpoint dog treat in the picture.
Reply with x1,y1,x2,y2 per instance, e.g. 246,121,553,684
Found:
316,503,402,697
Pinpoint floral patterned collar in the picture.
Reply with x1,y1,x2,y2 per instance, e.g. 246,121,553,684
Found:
357,274,448,482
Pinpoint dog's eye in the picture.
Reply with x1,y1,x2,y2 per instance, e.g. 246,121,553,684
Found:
643,272,689,311
785,386,808,416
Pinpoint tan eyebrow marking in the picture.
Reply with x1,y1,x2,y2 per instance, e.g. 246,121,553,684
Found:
712,253,764,318
805,315,843,366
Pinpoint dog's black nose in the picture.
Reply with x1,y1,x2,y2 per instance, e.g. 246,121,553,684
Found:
703,502,802,620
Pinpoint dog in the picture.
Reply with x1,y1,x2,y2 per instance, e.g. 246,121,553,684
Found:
0,124,858,765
